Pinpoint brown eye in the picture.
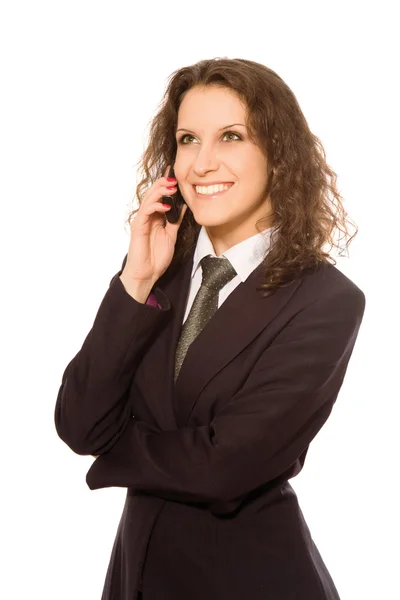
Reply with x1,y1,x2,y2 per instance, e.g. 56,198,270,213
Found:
223,131,241,141
178,131,242,144
179,134,195,144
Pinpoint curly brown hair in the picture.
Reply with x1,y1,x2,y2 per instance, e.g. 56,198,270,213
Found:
126,57,358,298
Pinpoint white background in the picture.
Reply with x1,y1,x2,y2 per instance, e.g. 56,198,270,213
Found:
1,1,398,598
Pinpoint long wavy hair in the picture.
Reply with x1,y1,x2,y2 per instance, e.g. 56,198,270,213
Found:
126,57,358,298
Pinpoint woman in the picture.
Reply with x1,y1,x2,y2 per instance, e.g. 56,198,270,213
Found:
54,57,366,599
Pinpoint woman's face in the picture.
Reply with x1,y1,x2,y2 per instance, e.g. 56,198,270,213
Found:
174,85,273,253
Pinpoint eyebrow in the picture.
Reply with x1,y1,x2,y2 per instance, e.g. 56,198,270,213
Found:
176,123,247,134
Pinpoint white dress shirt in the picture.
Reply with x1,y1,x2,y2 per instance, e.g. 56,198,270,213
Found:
182,224,278,324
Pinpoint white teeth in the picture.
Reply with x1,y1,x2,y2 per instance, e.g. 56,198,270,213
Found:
195,184,232,195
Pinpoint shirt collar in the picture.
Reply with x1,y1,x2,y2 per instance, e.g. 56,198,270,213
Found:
191,224,279,283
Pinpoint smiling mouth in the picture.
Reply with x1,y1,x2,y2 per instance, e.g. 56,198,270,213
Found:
192,183,234,198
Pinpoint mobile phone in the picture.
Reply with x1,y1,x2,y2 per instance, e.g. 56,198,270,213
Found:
162,166,186,224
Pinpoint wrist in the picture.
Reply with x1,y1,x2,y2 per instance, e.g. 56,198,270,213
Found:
119,274,154,304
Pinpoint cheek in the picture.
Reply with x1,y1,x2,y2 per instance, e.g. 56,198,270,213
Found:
173,157,190,179
229,147,258,171
239,155,268,184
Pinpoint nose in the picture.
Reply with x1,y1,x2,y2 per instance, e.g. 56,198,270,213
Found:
192,144,220,176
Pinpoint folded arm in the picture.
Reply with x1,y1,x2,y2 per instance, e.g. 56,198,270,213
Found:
86,285,366,514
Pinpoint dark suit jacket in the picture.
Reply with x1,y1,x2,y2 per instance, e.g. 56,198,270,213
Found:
54,244,365,600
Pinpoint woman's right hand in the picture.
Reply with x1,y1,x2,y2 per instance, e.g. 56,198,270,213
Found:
121,165,188,288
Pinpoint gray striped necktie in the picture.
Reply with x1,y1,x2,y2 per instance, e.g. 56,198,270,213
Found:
174,255,237,383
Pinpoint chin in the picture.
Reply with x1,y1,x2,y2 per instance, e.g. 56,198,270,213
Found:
194,217,230,228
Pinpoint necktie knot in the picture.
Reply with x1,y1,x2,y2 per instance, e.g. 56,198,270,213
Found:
199,255,237,292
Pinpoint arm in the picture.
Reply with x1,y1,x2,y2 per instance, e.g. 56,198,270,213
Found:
86,286,366,514
91,289,162,458
54,255,170,456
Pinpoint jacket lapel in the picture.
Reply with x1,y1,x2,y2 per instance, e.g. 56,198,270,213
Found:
154,244,302,428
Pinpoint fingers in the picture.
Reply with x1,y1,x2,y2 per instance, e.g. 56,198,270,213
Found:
141,182,175,208
140,167,178,217
140,200,172,218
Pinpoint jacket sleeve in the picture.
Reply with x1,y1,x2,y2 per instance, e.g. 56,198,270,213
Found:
54,254,171,456
86,285,366,514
